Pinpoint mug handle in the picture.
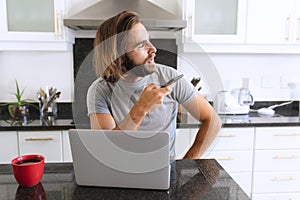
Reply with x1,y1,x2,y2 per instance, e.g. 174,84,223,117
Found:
249,94,254,106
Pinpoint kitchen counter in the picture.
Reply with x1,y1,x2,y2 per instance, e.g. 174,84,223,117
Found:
0,159,250,200
178,114,300,128
0,118,75,131
0,114,300,131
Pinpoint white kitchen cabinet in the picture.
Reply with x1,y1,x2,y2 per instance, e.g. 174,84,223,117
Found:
254,150,300,171
252,171,300,194
252,193,300,200
255,127,300,149
180,0,300,53
182,0,247,45
62,130,72,162
0,0,73,51
18,131,63,163
247,0,300,44
0,131,18,164
204,151,253,172
199,127,254,196
204,127,254,151
252,127,300,198
229,172,252,197
175,128,191,159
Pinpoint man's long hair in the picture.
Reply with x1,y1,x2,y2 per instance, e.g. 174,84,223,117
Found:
94,11,140,83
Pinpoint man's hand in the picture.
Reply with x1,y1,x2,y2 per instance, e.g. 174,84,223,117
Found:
136,83,171,113
91,83,171,131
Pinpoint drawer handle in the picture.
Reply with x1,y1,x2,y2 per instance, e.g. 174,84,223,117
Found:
271,177,296,181
218,134,236,138
285,16,291,41
55,10,61,39
216,157,235,161
297,18,300,41
274,133,300,136
25,138,54,141
273,155,299,159
189,15,193,40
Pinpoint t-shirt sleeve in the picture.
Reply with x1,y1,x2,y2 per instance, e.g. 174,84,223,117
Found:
86,80,111,116
171,70,197,106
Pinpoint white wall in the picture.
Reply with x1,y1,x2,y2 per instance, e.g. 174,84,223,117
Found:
0,50,299,103
0,51,74,102
178,53,300,102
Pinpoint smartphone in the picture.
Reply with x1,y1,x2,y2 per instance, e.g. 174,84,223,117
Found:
161,74,184,88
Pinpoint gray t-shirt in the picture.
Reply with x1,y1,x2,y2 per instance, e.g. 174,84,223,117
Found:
87,64,197,159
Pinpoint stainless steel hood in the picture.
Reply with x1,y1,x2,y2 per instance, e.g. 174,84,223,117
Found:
64,0,186,31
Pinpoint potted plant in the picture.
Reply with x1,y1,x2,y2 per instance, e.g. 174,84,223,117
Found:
0,80,37,119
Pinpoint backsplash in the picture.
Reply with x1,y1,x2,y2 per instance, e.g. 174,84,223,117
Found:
0,103,73,120
72,38,178,128
73,38,178,77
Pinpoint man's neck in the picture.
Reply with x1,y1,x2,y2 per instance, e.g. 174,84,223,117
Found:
122,72,143,83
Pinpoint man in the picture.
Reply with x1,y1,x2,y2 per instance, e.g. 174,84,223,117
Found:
87,11,222,160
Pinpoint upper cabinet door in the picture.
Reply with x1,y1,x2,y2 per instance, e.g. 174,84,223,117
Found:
184,0,247,44
6,0,55,33
293,0,300,43
0,0,73,51
247,0,300,44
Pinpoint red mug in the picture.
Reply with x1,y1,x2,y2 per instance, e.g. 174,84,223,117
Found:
11,154,45,187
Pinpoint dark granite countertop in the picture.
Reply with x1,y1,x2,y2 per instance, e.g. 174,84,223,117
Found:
0,101,299,131
0,159,250,200
178,109,300,128
0,114,300,131
178,115,300,128
0,118,75,131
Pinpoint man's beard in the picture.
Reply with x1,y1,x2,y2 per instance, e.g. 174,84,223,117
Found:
123,53,156,77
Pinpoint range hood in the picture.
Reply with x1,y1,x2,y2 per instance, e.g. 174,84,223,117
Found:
64,0,186,31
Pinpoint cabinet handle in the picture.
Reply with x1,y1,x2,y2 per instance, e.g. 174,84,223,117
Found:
189,15,193,40
274,133,300,136
216,157,235,161
273,155,299,159
297,18,300,41
218,134,236,138
271,177,296,181
285,16,291,41
55,10,61,39
25,138,54,141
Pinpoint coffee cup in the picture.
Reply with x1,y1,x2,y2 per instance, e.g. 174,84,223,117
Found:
11,154,45,187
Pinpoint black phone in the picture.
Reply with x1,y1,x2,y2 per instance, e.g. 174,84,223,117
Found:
161,74,184,88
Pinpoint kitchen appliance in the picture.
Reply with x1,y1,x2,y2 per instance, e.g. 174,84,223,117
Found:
214,79,254,115
64,0,186,31
69,129,170,189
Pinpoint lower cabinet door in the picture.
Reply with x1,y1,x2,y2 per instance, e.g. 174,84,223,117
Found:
203,150,253,173
62,130,72,162
18,131,63,163
252,193,300,200
0,131,18,164
175,129,191,159
229,172,252,197
252,171,300,193
254,150,300,171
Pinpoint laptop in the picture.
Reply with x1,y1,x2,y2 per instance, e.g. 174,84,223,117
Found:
68,129,170,190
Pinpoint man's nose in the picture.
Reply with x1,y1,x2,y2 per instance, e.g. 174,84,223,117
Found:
147,42,157,53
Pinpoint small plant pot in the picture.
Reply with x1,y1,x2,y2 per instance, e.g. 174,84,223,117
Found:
8,105,29,120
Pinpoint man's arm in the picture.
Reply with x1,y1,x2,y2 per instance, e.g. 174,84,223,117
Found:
182,93,222,159
90,83,171,130
90,102,147,130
